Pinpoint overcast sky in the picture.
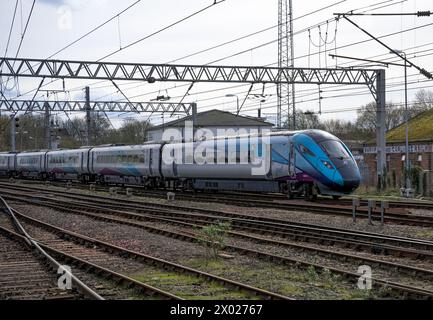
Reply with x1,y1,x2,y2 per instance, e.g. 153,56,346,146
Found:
1,0,432,127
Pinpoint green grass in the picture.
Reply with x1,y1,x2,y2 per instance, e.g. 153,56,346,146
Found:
416,230,433,240
129,267,252,300
182,257,378,300
386,108,433,142
351,187,433,202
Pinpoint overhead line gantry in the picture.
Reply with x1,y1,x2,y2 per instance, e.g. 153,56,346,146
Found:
0,56,387,190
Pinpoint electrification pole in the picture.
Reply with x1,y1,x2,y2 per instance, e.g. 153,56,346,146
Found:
44,102,51,149
85,86,91,146
278,0,295,129
392,50,411,193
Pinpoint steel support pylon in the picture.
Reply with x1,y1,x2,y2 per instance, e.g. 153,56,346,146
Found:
278,0,295,129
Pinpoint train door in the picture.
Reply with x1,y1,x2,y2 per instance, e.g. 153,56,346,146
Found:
148,149,153,176
80,151,84,172
40,154,44,172
289,142,296,178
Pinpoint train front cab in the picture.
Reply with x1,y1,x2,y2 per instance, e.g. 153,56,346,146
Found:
286,130,360,200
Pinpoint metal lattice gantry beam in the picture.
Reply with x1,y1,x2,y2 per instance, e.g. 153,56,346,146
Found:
0,100,194,115
0,57,380,88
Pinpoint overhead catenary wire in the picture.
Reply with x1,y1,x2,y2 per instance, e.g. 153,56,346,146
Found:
54,0,350,101
8,0,354,101
66,41,433,120
3,0,428,125
0,0,19,93
5,0,228,113
0,0,142,90
3,0,37,91
98,35,433,110
97,0,227,62
2,1,19,63
7,0,398,106
89,1,431,106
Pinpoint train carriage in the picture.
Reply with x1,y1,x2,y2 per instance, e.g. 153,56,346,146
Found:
89,144,162,186
161,135,283,192
16,151,48,179
46,148,91,182
0,152,16,177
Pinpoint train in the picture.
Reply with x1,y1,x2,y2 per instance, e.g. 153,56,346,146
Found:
0,129,361,200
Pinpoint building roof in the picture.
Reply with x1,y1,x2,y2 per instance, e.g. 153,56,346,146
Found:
149,109,273,131
386,107,433,143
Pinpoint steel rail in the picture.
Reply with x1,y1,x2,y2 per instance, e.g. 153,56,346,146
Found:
1,184,433,250
12,201,433,281
7,200,433,299
6,207,292,301
0,195,104,300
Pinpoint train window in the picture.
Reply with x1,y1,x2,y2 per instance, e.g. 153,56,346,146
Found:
320,140,350,159
299,144,315,157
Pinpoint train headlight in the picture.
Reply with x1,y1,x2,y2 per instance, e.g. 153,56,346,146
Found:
321,159,334,170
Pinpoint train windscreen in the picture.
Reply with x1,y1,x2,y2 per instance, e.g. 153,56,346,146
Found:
320,140,350,159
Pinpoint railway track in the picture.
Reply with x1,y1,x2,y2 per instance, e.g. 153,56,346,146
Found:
2,188,433,298
0,196,290,301
2,180,432,227
4,178,433,210
0,231,81,300
1,184,433,255
0,196,184,300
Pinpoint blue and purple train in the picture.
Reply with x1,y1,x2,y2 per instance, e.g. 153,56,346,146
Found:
0,129,360,199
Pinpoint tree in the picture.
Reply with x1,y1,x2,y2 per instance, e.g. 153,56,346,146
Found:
0,113,47,151
59,112,111,146
115,118,153,144
285,110,322,130
0,115,12,151
413,89,433,114
321,119,361,141
356,102,405,132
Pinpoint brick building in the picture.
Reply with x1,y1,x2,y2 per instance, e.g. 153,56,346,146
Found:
363,108,433,195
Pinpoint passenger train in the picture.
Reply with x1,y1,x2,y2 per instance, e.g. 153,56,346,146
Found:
0,129,361,199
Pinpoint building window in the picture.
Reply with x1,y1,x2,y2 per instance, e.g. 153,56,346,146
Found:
417,154,422,162
401,155,406,161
